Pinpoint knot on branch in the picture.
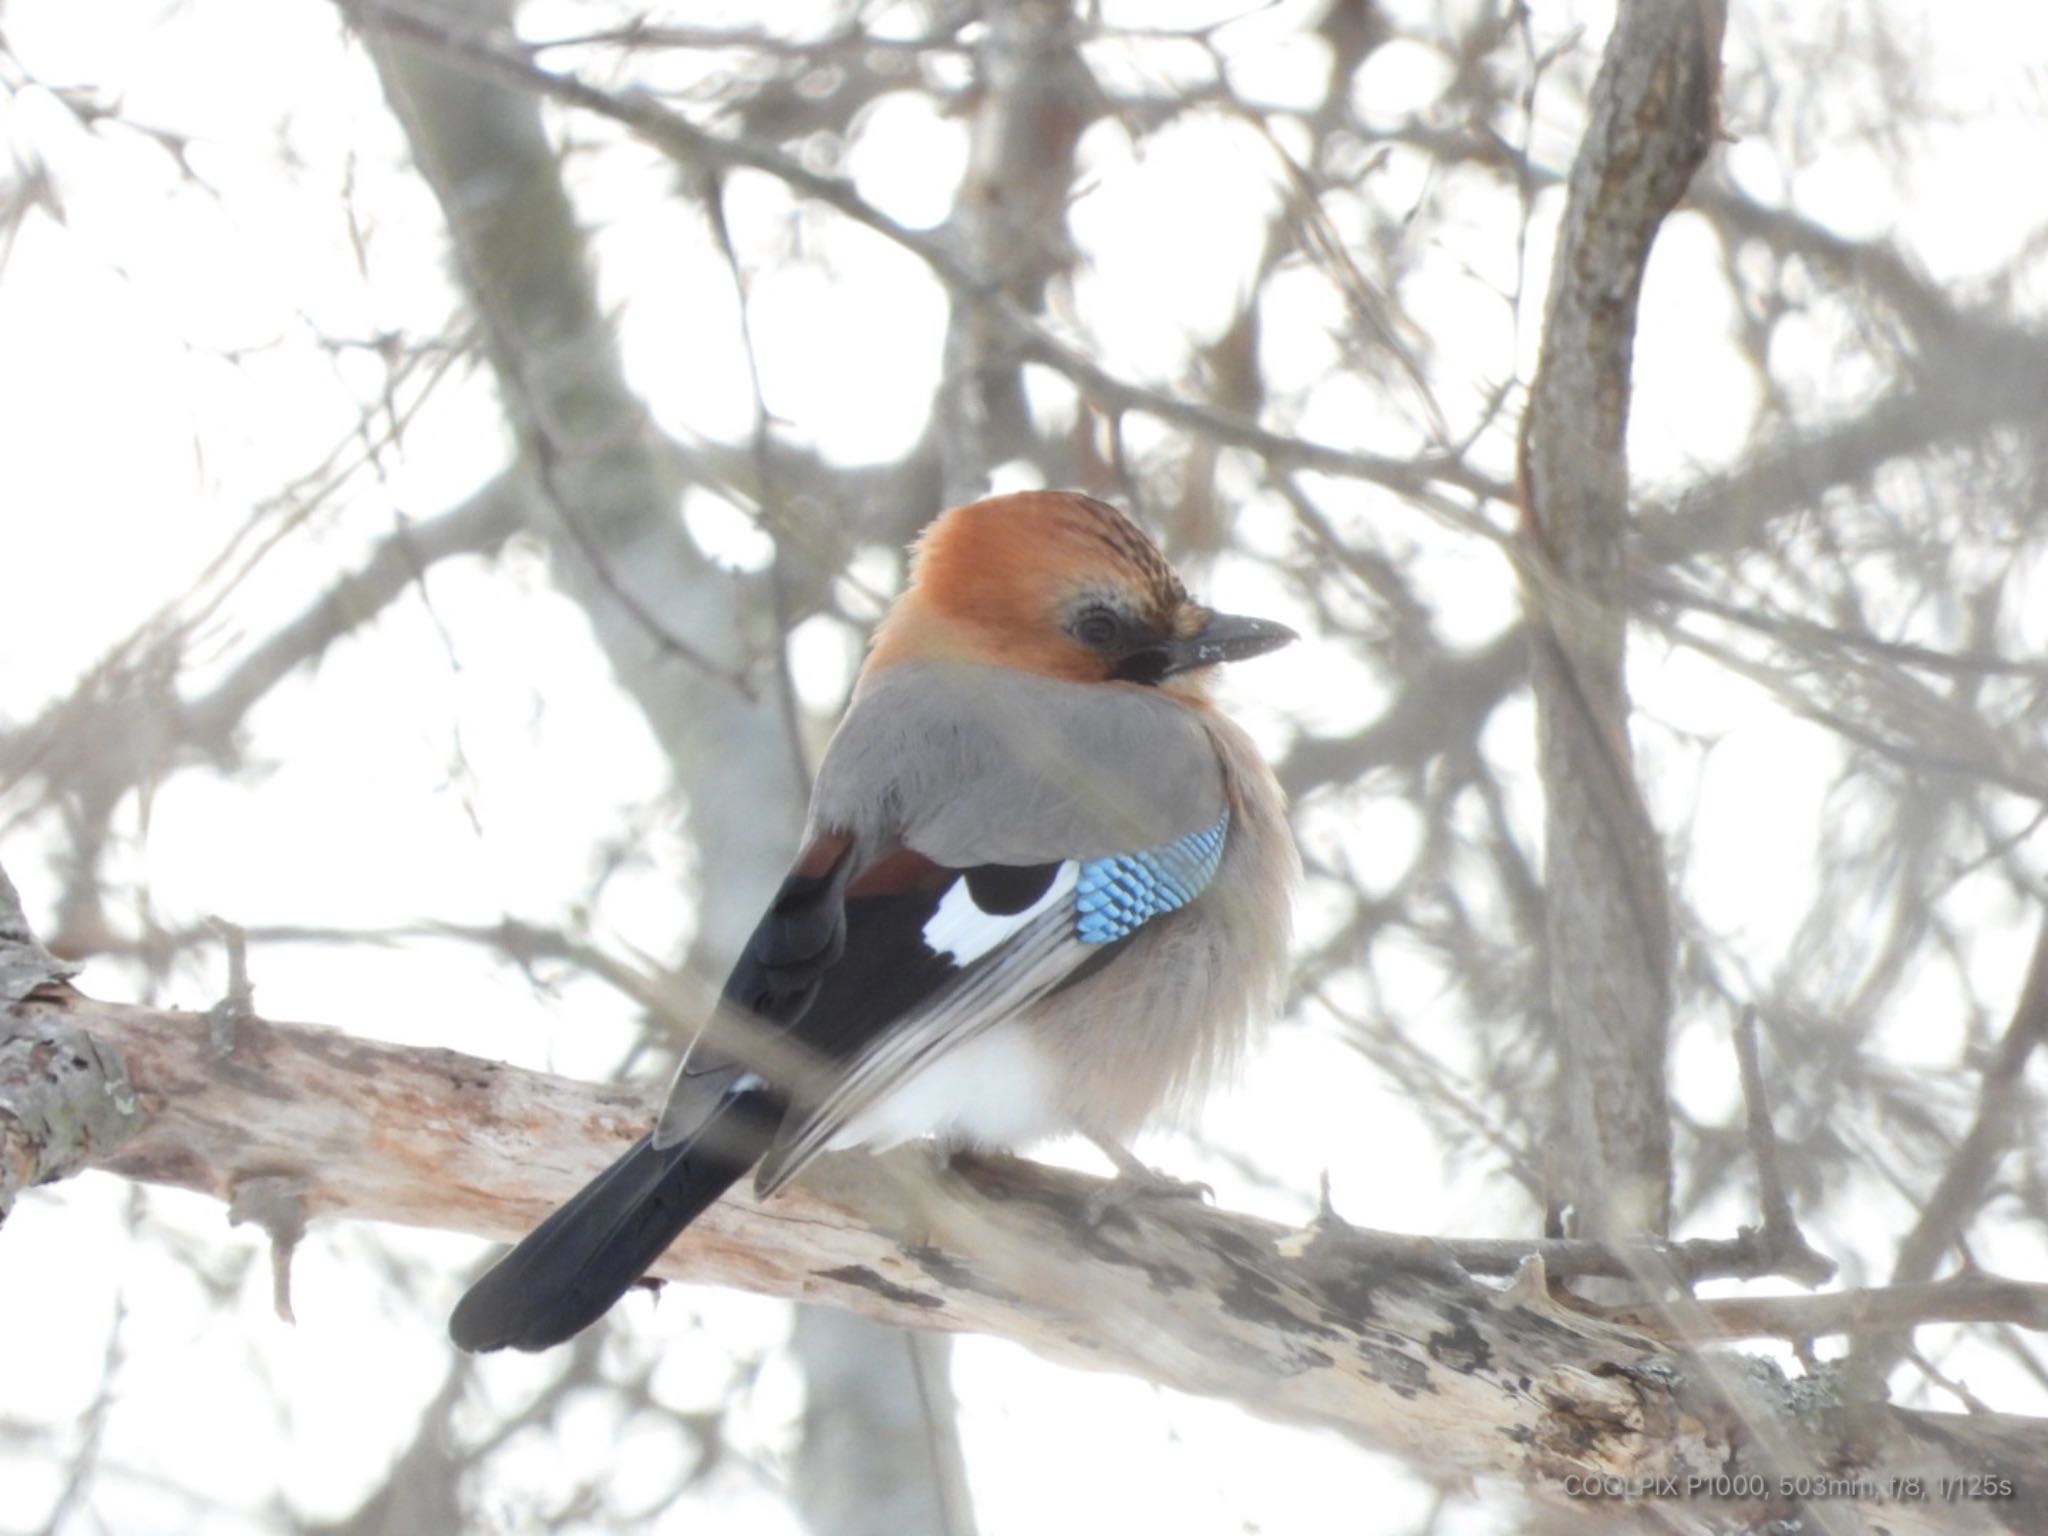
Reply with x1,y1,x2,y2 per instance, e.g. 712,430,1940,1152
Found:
228,1173,312,1324
0,1016,145,1220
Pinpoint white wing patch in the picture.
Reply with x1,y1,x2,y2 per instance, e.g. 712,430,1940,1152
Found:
922,861,1079,963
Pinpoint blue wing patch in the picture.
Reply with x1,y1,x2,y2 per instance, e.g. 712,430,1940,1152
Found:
1074,809,1230,945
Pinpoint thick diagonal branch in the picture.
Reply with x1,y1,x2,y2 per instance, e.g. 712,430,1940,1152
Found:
361,0,808,972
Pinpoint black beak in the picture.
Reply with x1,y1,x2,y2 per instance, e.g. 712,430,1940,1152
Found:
1155,610,1298,678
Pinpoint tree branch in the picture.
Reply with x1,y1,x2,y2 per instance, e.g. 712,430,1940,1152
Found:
361,0,810,976
1517,0,1724,1241
335,0,1500,508
1610,1277,2048,1345
6,975,2045,1531
181,471,532,758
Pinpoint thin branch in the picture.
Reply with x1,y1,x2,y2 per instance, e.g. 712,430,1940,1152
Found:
334,0,1504,511
1733,1008,1835,1286
1608,1276,2048,1345
1639,569,2048,686
1848,915,2048,1389
1655,616,2048,804
184,470,530,754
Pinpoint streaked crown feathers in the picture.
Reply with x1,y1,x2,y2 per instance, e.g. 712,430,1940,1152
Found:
868,491,1202,682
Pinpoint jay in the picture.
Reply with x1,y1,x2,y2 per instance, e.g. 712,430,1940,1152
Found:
450,491,1298,1352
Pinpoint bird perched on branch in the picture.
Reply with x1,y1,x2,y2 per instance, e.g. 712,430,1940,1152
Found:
450,490,1298,1352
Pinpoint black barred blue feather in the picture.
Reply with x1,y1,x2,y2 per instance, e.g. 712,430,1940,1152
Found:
1075,810,1229,944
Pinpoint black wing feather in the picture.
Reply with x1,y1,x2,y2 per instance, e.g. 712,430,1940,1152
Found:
447,840,1066,1353
447,1093,780,1353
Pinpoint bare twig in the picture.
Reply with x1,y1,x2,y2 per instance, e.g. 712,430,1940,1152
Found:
1848,915,2048,1390
334,0,1504,512
203,915,254,1057
227,1174,310,1325
1607,1276,2048,1345
1733,1008,1835,1286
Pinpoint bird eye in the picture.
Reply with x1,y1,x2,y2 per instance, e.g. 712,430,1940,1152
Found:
1072,607,1125,650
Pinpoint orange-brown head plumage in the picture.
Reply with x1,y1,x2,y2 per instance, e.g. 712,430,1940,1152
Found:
867,491,1294,692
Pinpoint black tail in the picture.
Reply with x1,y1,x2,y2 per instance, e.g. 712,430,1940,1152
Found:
449,1093,778,1352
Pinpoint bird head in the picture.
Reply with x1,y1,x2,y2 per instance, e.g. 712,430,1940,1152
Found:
868,491,1297,694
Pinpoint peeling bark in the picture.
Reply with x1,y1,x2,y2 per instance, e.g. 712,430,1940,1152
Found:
8,986,2044,1533
0,872,136,1218
0,1013,142,1220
